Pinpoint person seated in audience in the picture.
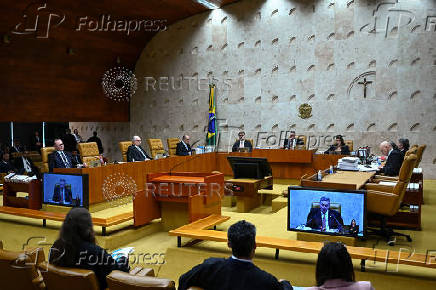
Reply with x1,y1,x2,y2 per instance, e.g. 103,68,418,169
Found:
71,150,82,165
127,136,152,162
48,139,78,172
397,138,410,157
73,128,83,143
176,135,193,156
62,128,78,152
31,131,43,152
307,242,374,290
378,141,403,176
283,131,304,149
87,131,104,154
49,208,129,290
0,152,15,173
178,220,292,290
324,135,350,155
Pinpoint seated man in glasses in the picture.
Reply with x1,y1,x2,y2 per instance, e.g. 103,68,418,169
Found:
232,131,252,152
126,136,152,162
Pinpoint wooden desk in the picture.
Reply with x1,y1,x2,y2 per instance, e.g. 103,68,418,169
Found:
145,172,223,230
301,171,375,190
3,180,42,209
227,176,273,212
252,149,314,163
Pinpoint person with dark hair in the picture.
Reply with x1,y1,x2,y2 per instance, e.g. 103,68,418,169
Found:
176,135,193,156
306,197,344,232
87,131,104,154
349,219,359,236
397,138,410,156
49,208,129,290
307,242,373,290
178,220,292,290
232,131,253,152
0,152,15,173
31,131,43,152
63,128,78,152
283,131,304,149
324,135,350,155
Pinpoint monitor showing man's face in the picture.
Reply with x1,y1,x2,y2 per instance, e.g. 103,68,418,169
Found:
320,199,330,214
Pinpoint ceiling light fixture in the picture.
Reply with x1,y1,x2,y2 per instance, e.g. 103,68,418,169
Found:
194,0,219,9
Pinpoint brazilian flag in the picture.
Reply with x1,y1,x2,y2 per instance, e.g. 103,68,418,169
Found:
206,84,216,145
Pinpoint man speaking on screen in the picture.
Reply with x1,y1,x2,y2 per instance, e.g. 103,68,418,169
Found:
306,196,344,232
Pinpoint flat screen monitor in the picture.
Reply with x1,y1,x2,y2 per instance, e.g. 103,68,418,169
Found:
227,156,272,179
287,186,366,238
43,173,89,208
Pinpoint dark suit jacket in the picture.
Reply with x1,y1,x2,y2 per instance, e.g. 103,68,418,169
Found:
63,133,78,152
283,138,304,149
306,208,344,231
0,160,15,173
52,186,72,203
126,145,151,162
48,151,77,172
31,135,42,152
324,145,350,155
382,149,404,176
176,141,192,156
178,257,292,290
232,140,253,152
50,240,129,290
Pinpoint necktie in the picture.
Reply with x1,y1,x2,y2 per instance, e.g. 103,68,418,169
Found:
22,157,32,173
321,213,326,232
59,151,69,167
136,146,146,159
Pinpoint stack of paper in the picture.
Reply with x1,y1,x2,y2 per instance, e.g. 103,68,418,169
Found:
337,157,359,171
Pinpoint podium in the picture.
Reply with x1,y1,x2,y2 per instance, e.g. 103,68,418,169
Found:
227,176,273,212
143,172,224,230
3,179,42,210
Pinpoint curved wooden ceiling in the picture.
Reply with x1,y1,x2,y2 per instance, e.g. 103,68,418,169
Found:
0,0,238,122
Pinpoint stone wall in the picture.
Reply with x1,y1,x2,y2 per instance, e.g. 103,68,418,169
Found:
129,0,436,177
69,122,130,162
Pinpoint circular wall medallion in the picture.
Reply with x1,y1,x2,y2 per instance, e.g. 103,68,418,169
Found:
298,103,312,119
101,66,137,102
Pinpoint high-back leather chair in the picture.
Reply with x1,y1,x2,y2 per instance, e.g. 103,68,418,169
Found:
167,138,180,156
415,144,426,168
41,147,55,173
106,270,176,290
38,261,99,290
147,139,165,159
119,141,131,162
374,146,418,182
365,154,417,243
78,142,100,165
405,146,418,157
344,140,353,152
0,247,45,290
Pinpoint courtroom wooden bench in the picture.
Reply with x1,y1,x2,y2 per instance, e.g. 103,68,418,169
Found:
169,219,436,271
0,206,133,236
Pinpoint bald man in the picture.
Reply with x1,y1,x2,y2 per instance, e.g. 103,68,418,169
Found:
378,141,404,176
176,135,192,156
126,136,152,162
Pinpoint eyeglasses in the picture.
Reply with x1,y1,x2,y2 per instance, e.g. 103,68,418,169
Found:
135,139,141,142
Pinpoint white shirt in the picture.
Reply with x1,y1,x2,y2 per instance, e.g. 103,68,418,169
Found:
239,140,245,148
22,157,32,173
135,145,148,160
182,141,191,155
321,210,330,231
231,255,253,263
388,148,393,157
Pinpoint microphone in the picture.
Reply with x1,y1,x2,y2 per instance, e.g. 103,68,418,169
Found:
330,213,343,233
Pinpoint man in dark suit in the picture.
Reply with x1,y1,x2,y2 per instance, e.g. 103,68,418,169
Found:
176,135,192,156
62,128,78,152
52,178,72,203
126,136,152,162
306,196,344,232
232,131,253,152
0,152,15,173
378,141,404,176
179,220,292,290
31,131,43,152
283,131,304,149
87,131,104,154
48,139,78,172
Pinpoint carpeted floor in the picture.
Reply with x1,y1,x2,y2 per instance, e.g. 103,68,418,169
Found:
1,180,435,289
